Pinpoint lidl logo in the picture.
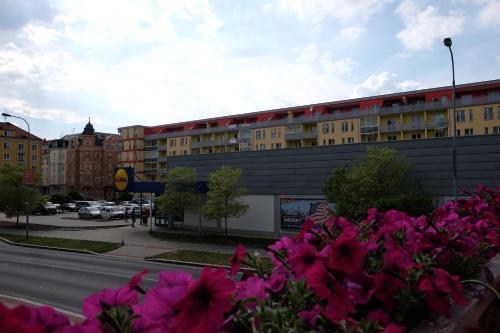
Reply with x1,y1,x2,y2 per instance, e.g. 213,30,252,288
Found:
114,168,129,191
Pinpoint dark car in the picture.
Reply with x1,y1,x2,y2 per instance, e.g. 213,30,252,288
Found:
34,202,57,215
62,202,77,212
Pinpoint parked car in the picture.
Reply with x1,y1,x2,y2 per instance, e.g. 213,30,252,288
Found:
34,202,57,215
78,206,102,219
62,202,77,211
100,206,124,220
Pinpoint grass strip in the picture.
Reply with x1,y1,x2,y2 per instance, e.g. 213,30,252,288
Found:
149,231,277,249
150,249,274,270
0,234,122,254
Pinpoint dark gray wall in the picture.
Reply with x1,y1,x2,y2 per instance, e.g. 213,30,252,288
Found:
167,135,500,196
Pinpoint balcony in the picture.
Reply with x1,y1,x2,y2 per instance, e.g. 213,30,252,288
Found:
143,168,157,175
360,126,379,134
302,130,318,139
157,145,167,151
158,156,168,162
143,157,158,163
191,140,213,148
426,120,449,129
144,146,158,151
379,124,401,133
158,168,167,175
285,131,302,140
402,123,427,131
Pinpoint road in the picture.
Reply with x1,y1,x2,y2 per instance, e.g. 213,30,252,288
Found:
0,242,201,314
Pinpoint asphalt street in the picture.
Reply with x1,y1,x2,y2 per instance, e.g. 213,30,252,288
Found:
0,242,201,314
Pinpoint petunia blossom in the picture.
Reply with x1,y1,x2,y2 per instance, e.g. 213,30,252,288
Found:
229,243,246,276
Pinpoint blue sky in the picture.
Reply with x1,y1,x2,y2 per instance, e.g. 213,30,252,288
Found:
0,0,499,139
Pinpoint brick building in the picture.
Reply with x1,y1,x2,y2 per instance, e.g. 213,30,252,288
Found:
65,121,120,200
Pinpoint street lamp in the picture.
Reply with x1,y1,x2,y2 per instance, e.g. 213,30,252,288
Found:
2,112,32,239
443,37,457,201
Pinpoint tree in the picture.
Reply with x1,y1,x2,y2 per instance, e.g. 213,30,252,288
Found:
50,193,71,204
203,165,249,238
156,167,198,229
67,190,84,201
0,164,41,225
322,147,435,220
116,192,133,202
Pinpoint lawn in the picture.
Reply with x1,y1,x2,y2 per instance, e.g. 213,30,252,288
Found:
0,234,122,254
149,230,277,249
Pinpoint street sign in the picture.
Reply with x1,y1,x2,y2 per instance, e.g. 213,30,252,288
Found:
23,169,34,185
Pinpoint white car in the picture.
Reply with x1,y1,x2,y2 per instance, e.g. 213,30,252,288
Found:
100,206,125,220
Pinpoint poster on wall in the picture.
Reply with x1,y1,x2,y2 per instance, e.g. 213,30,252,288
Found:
280,198,334,231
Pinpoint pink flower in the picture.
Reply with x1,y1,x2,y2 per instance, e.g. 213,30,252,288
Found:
266,271,286,293
0,304,45,333
229,243,246,276
305,262,353,323
158,271,193,289
373,273,406,311
329,234,367,274
83,285,138,320
288,243,323,277
367,309,391,326
346,273,375,305
294,217,315,243
298,304,321,328
30,306,70,332
382,323,406,333
128,269,149,290
383,250,413,275
174,267,235,333
235,277,268,309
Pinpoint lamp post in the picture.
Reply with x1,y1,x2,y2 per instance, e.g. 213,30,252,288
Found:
443,37,457,201
2,112,32,239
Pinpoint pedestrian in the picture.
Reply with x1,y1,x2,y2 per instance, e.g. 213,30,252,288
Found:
124,207,129,222
131,208,136,227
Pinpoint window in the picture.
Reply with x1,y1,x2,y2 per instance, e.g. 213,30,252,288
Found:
493,127,499,134
328,139,335,145
255,130,262,140
469,110,474,121
341,122,348,132
18,143,24,151
18,153,24,161
95,152,100,159
456,110,465,122
350,121,354,131
259,144,266,150
275,143,282,149
387,135,397,141
465,128,474,136
440,96,448,105
347,137,354,144
322,123,329,134
456,129,461,136
3,153,10,160
172,151,176,156
31,144,37,151
497,106,500,120
32,155,37,161
262,130,266,139
484,107,493,120
330,122,334,133
4,131,11,137
271,128,277,139
387,119,397,130
342,138,345,144
484,127,489,135
411,133,422,140
3,142,10,149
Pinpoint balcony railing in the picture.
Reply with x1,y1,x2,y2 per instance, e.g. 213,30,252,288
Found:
426,120,449,129
379,125,401,133
402,123,427,131
191,140,214,148
302,131,318,139
145,94,500,140
285,132,302,140
144,168,157,175
360,126,379,134
157,145,167,151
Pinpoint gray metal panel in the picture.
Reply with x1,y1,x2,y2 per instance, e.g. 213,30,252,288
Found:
167,135,500,196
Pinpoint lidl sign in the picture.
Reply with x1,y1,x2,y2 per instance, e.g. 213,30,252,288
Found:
114,167,134,192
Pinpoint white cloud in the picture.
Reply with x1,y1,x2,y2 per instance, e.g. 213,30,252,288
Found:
0,97,94,124
352,72,423,97
396,0,465,51
477,0,500,27
276,0,390,24
497,54,500,63
293,44,318,64
340,26,366,40
262,3,273,12
320,54,358,76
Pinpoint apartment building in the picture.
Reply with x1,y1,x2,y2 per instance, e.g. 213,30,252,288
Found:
0,122,42,173
118,79,500,181
64,121,120,200
41,138,69,194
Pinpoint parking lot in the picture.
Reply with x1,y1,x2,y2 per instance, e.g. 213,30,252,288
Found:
0,211,131,228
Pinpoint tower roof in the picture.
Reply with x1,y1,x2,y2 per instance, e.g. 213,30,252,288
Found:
83,118,95,135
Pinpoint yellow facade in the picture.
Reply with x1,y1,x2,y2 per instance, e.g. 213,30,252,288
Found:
452,104,500,137
318,118,360,146
253,126,286,150
118,126,145,176
0,124,42,173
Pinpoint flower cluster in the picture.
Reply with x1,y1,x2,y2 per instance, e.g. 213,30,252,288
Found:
1,186,498,333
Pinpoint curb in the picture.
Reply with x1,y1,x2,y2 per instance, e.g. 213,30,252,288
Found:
0,236,99,255
0,293,84,321
146,258,256,272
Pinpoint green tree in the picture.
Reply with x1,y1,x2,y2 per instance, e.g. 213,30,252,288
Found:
116,192,133,202
322,147,435,219
157,167,198,229
203,165,249,238
0,164,41,225
50,192,71,204
67,190,84,201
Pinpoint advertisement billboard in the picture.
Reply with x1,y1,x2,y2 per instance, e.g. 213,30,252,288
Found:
280,197,333,231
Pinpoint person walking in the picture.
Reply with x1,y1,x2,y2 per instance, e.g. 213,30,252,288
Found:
130,208,136,227
124,207,129,222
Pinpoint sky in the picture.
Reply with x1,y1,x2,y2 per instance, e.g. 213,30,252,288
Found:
0,0,499,140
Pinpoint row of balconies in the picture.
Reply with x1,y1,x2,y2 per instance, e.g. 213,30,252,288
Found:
377,120,449,133
145,94,500,140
